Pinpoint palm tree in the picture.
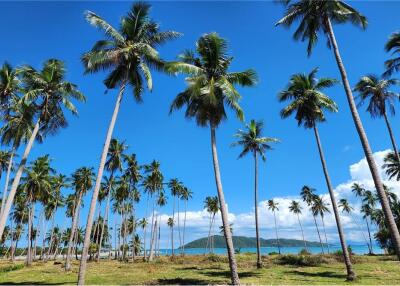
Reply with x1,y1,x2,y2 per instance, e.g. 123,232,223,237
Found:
204,196,219,254
301,186,324,253
289,200,307,250
78,3,179,282
168,178,183,257
279,67,354,277
65,167,94,271
383,152,400,181
311,196,331,254
97,138,127,262
155,191,167,257
0,62,20,113
167,217,174,255
268,199,281,255
232,119,278,268
361,204,374,255
0,151,12,214
276,0,400,260
168,33,257,285
0,59,85,241
180,187,192,256
354,75,400,162
384,32,400,77
138,218,148,258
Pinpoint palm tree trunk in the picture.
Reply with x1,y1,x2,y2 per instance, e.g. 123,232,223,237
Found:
210,124,240,285
313,125,354,279
45,212,56,262
65,192,82,271
177,199,182,251
205,213,212,254
183,200,187,256
273,211,281,255
320,216,330,254
297,214,307,251
0,147,15,218
26,202,33,266
171,195,175,257
149,219,157,260
97,179,112,262
365,217,374,254
149,198,156,261
383,111,400,162
254,152,262,268
78,79,127,285
313,215,324,254
326,16,400,260
0,118,40,240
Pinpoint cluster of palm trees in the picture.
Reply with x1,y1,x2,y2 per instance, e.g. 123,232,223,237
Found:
0,0,400,285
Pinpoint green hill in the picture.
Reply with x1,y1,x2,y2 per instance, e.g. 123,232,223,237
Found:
182,235,326,249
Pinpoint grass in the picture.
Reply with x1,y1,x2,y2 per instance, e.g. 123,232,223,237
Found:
0,254,398,285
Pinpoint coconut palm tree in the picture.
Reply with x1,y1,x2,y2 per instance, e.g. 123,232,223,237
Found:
276,0,400,260
168,178,183,256
78,3,179,281
204,196,219,254
0,62,20,113
232,119,278,268
311,196,331,253
180,187,192,255
268,199,281,255
301,186,324,253
65,167,94,271
0,151,11,213
279,67,354,276
167,217,174,254
156,191,167,257
289,200,307,250
384,32,400,77
167,33,257,284
138,218,148,258
361,204,374,254
0,59,85,241
383,152,400,181
97,138,127,262
354,75,400,162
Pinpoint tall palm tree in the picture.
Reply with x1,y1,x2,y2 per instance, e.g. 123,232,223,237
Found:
268,199,281,255
0,59,85,241
138,218,148,258
311,196,331,253
301,186,324,253
232,119,278,268
276,0,400,260
167,217,174,254
180,187,192,256
65,167,94,271
354,75,400,162
78,3,179,282
361,204,374,255
204,196,219,254
97,138,127,262
0,62,20,113
168,33,257,285
168,178,183,257
289,200,307,250
384,32,400,77
156,191,167,257
279,67,354,277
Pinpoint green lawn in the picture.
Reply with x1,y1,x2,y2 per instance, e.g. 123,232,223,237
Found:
0,254,398,285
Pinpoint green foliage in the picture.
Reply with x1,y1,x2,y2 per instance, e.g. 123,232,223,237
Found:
275,254,329,267
298,248,311,255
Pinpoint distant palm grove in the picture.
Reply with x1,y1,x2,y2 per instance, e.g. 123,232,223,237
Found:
0,1,400,285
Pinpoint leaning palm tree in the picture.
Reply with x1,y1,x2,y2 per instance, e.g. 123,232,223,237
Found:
354,75,400,162
276,0,400,260
65,167,94,271
279,67,354,277
301,186,324,253
0,59,85,241
180,187,192,256
167,32,257,284
204,196,219,254
78,3,180,282
268,199,281,255
168,178,183,257
138,218,148,258
289,200,307,250
232,119,278,268
0,62,20,114
384,32,400,77
167,217,174,255
311,196,331,254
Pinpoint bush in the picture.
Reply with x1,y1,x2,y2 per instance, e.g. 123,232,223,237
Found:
268,251,279,255
275,254,328,267
205,253,227,263
0,264,24,273
298,248,311,255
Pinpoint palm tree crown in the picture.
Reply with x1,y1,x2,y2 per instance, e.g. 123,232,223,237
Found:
279,68,338,128
384,32,400,77
82,2,180,99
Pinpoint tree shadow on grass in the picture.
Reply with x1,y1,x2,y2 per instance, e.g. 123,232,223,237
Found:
156,277,214,285
285,270,346,279
201,269,261,279
0,282,66,285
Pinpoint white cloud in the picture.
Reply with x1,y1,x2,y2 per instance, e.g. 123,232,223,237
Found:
147,150,399,247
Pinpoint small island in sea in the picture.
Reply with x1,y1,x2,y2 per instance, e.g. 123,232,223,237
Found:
182,235,327,249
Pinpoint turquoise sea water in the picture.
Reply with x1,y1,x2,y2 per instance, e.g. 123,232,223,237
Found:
155,244,383,256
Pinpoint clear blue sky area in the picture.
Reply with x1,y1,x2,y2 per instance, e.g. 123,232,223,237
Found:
0,1,399,231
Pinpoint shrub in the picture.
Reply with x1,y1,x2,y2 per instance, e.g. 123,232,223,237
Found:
205,253,227,263
275,254,328,267
298,248,311,255
268,251,279,255
0,264,24,273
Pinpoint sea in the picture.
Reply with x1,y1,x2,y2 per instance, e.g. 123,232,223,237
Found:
154,244,383,256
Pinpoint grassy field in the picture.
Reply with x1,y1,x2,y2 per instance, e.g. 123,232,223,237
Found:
0,254,399,285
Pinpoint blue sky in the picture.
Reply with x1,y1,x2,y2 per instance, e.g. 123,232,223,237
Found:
1,1,400,246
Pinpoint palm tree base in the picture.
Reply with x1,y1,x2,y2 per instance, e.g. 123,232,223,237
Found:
256,261,263,269
346,271,356,281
